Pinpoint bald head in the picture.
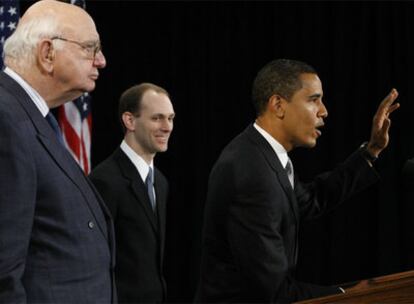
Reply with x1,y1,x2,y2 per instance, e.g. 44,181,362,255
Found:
20,0,93,37
21,0,87,21
4,0,96,70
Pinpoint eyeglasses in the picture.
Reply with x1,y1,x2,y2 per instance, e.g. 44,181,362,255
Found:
51,36,102,60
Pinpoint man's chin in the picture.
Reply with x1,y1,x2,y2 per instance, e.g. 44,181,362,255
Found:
298,139,317,149
85,83,96,92
156,145,168,152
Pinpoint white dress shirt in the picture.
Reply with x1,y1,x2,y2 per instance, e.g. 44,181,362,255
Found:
120,140,156,199
253,122,289,169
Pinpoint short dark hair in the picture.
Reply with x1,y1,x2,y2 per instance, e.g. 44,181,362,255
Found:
118,82,169,132
252,59,316,116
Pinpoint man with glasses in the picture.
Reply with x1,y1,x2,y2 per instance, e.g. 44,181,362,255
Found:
0,1,114,303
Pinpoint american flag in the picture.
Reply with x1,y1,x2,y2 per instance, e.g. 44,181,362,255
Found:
58,0,92,174
0,0,19,69
58,93,92,174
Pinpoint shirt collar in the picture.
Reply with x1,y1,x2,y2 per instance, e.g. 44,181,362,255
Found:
120,139,154,182
4,67,49,117
253,122,289,168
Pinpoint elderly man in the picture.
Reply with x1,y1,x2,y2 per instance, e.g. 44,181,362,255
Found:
196,59,399,303
0,1,115,303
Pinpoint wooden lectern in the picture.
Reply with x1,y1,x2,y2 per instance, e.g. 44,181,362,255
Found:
295,270,414,303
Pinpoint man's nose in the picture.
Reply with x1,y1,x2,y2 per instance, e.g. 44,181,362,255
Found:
319,101,328,118
94,50,106,68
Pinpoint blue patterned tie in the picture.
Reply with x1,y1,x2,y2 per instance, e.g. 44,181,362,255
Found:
45,112,64,145
145,167,156,211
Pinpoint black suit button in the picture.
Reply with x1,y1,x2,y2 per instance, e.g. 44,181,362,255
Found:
88,221,94,229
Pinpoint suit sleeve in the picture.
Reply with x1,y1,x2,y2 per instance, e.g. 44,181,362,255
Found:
296,149,379,220
0,113,36,302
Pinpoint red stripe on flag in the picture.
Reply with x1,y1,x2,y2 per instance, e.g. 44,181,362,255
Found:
80,122,90,174
58,105,81,161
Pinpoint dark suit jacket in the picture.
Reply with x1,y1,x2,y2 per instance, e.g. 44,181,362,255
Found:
90,147,168,303
0,71,116,303
196,124,379,303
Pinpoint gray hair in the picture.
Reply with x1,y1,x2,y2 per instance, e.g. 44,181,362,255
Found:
3,12,63,70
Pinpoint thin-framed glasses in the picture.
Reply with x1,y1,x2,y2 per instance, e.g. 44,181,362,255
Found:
51,36,102,60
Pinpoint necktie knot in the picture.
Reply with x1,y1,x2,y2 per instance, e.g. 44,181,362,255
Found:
146,167,153,185
45,112,64,145
285,161,292,175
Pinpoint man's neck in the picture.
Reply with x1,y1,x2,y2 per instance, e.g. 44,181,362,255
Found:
255,116,292,152
124,136,155,165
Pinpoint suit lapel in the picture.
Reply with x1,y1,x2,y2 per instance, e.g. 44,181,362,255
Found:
0,72,110,240
244,124,300,227
115,148,159,233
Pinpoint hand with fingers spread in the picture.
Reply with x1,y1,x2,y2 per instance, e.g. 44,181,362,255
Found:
367,88,400,158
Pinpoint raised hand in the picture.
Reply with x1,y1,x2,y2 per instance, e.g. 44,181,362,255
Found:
367,88,400,157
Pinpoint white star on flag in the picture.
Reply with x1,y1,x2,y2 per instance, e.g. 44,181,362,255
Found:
7,21,15,30
8,6,16,16
0,0,19,68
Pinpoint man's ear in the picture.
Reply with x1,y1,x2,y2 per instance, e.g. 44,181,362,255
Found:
37,39,55,73
122,112,136,131
268,94,286,118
